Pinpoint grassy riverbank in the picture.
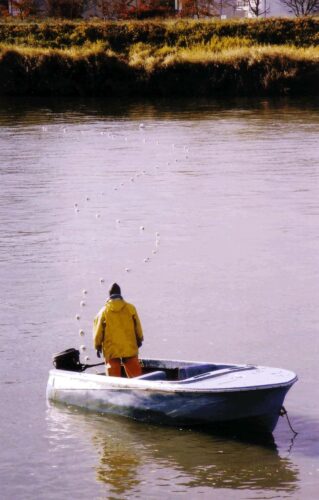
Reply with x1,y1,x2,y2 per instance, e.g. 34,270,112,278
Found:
0,19,319,96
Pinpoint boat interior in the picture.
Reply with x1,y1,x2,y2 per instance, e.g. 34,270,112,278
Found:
108,359,237,382
52,349,246,382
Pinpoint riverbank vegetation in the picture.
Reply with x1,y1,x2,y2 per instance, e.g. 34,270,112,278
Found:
1,18,319,48
0,18,318,96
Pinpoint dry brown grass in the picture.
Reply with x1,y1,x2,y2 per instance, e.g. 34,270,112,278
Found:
0,36,318,96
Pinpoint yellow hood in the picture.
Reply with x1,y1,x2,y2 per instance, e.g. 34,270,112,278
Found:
106,299,126,313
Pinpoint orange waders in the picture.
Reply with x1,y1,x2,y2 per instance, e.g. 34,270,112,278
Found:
107,356,142,378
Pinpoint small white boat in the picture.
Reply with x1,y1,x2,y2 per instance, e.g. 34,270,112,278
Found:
47,350,297,434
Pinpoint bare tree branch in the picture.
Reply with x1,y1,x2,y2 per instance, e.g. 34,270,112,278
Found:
279,0,319,16
248,0,270,17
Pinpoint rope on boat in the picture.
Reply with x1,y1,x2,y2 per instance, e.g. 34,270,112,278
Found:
280,406,298,435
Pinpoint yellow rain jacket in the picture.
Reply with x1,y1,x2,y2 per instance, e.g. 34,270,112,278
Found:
93,298,143,361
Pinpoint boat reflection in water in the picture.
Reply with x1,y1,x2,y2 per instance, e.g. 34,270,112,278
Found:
47,403,299,497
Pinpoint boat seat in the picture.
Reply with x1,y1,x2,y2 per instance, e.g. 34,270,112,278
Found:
179,364,216,380
137,370,167,381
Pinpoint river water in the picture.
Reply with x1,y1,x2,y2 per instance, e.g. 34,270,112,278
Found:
0,97,318,499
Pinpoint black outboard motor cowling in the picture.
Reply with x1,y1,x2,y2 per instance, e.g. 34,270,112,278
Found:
53,348,83,372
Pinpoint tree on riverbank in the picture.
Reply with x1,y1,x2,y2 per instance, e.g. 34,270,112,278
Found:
179,0,237,18
46,0,85,18
10,0,176,19
122,0,175,19
90,0,129,19
248,0,270,17
0,0,8,14
11,0,38,17
279,0,319,15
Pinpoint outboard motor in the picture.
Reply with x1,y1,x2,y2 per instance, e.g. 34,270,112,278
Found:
53,348,84,372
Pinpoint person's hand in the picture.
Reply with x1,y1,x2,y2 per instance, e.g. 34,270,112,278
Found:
137,338,143,348
96,347,102,358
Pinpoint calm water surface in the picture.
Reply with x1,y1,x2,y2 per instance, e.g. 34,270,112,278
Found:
0,97,319,499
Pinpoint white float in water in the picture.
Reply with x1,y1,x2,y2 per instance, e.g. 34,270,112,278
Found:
140,226,145,231
74,203,78,207
79,329,85,337
84,356,90,362
139,123,145,128
130,178,134,182
125,268,131,273
80,301,86,307
100,278,105,284
143,258,150,263
75,314,80,320
75,208,79,213
96,213,101,218
80,345,86,351
152,250,157,254
86,196,90,201
116,219,121,224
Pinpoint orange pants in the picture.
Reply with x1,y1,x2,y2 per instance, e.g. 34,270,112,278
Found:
107,356,142,378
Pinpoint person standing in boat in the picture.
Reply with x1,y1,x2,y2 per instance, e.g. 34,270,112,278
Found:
93,283,144,377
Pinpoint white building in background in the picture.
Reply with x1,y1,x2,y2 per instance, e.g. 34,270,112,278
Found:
173,0,292,18
233,0,291,18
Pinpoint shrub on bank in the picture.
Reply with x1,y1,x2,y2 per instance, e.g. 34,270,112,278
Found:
0,43,318,96
0,18,319,50
0,44,141,95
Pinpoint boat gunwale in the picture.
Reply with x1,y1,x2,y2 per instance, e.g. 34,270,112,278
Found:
48,368,298,395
